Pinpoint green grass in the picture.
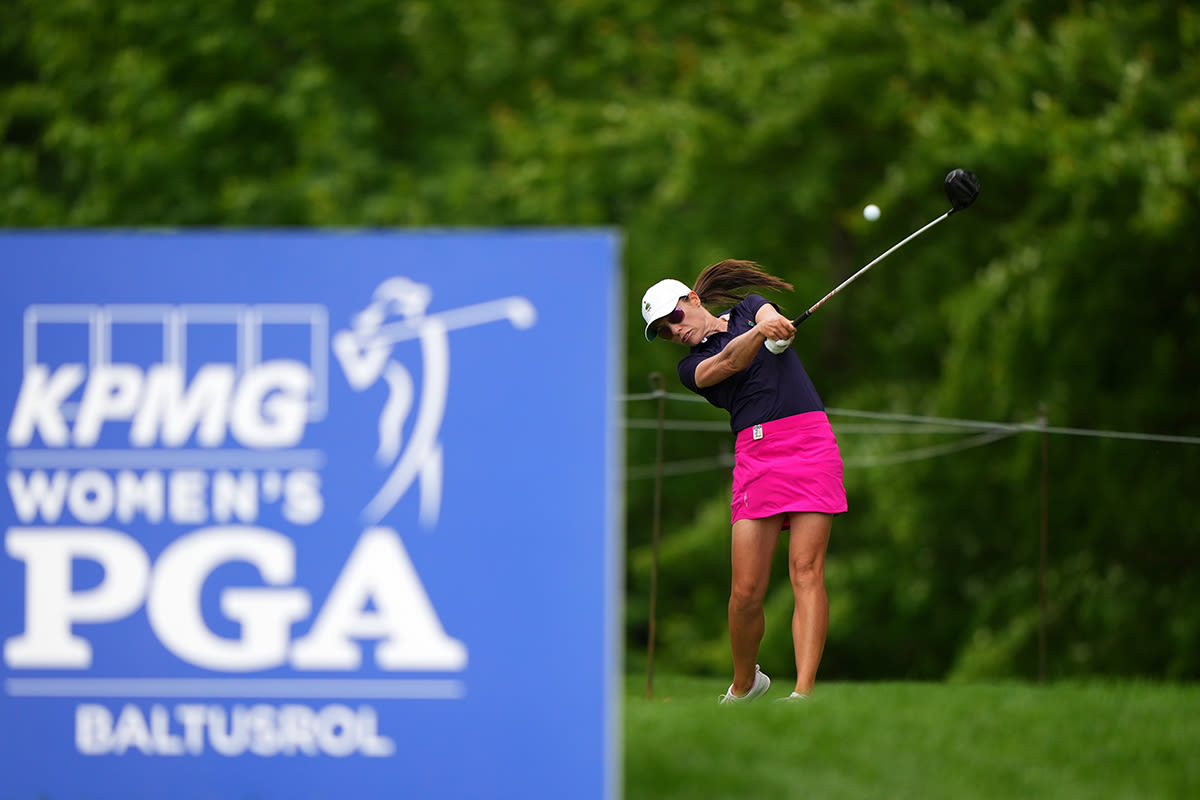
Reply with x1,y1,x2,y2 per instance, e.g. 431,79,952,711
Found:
624,675,1200,800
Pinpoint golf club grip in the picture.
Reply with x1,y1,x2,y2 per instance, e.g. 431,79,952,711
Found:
792,309,812,326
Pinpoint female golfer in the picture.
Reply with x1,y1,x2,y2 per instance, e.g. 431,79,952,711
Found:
641,259,846,704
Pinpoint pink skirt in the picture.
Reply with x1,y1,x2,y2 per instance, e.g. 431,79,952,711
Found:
731,411,847,524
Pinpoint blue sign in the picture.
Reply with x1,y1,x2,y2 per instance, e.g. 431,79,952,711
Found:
0,231,622,799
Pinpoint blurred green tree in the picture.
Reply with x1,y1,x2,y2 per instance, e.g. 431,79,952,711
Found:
2,0,1197,680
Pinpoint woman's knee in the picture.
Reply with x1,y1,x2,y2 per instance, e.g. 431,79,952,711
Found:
789,554,825,590
729,581,767,613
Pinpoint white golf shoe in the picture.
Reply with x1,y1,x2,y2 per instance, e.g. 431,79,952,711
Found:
774,691,809,703
718,665,771,705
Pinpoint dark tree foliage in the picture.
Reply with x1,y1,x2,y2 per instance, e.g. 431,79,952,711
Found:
3,0,1197,679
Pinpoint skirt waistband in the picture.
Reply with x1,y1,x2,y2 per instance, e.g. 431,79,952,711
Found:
735,411,830,448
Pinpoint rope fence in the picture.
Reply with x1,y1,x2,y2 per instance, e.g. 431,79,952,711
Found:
627,377,1199,692
622,390,1200,480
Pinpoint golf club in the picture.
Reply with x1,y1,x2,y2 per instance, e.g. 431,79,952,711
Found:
791,169,980,328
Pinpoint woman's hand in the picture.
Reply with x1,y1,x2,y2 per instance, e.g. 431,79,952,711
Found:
755,304,795,353
754,304,796,340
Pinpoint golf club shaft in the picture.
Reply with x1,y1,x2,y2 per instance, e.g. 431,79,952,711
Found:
792,208,952,326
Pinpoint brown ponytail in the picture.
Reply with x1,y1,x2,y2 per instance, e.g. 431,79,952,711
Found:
691,259,793,309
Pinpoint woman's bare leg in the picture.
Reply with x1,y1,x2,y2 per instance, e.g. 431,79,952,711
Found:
787,512,832,695
728,515,784,695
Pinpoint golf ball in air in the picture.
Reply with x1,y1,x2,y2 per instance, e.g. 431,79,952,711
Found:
863,204,881,221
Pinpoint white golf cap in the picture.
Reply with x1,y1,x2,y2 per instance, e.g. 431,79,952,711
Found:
641,278,693,341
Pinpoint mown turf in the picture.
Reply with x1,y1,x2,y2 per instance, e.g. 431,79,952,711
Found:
624,675,1200,800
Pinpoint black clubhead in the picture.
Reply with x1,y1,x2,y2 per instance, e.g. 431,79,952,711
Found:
944,169,980,213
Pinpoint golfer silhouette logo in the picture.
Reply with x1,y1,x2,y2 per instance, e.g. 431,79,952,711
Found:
333,277,537,527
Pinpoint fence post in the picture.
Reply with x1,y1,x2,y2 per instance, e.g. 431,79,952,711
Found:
646,372,667,699
1038,402,1049,683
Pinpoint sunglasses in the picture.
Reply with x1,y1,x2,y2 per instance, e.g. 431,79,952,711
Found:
656,306,685,337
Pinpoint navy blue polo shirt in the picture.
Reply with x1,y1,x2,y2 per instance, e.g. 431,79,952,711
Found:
677,295,825,433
